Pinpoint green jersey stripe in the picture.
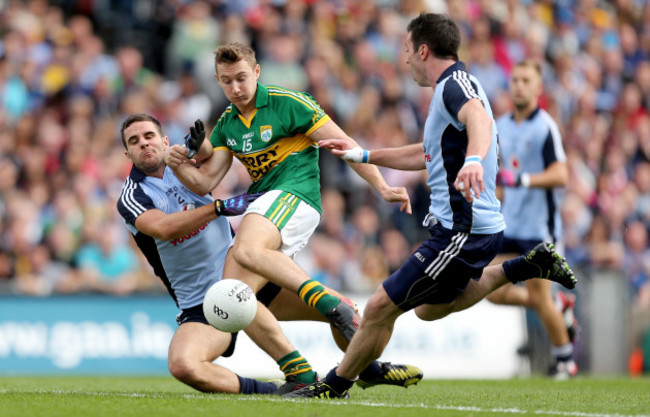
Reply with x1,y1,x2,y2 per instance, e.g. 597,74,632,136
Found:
267,85,319,108
267,88,318,111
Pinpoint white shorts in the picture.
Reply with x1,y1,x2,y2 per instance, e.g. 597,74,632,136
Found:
244,190,320,257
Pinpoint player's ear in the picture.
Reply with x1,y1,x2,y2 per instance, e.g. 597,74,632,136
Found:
162,135,169,147
419,43,429,59
254,64,260,79
125,149,133,162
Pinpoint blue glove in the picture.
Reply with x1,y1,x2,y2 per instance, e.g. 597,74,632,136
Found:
214,192,265,216
184,119,205,159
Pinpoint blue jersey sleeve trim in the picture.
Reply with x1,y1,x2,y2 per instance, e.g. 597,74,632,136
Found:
539,111,566,167
542,131,558,167
117,178,156,225
443,71,481,119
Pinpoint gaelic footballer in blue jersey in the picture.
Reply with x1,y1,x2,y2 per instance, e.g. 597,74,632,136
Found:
117,113,319,395
291,13,576,399
489,60,577,380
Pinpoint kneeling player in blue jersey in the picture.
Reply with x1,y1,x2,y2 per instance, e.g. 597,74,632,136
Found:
117,114,422,395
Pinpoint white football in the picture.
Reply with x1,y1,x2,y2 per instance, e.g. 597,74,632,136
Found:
202,279,258,332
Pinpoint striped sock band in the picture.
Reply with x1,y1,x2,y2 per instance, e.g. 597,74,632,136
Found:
278,350,317,384
298,279,340,315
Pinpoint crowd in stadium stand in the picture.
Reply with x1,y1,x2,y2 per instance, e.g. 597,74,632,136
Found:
0,0,649,321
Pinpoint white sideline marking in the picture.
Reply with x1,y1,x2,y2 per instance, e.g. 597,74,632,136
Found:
3,390,648,417
268,397,648,417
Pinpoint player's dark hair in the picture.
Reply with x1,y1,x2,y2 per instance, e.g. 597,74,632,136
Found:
214,42,257,74
120,113,163,148
407,13,460,61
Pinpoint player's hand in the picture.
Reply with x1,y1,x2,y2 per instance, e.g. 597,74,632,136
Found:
165,145,194,168
496,168,517,187
215,192,265,216
318,138,364,160
185,119,205,159
379,186,412,215
454,163,484,203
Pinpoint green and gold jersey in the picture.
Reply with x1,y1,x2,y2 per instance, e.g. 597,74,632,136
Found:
209,83,330,213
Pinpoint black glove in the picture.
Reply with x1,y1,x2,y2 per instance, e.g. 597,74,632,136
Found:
184,119,205,159
214,192,265,217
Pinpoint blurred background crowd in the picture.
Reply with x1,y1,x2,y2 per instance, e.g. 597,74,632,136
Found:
1,0,650,370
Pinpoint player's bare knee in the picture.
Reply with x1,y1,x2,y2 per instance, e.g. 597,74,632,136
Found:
168,357,203,386
231,244,258,271
362,291,399,327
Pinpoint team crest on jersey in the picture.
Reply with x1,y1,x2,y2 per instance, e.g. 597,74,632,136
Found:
509,155,521,170
182,203,196,211
260,125,273,142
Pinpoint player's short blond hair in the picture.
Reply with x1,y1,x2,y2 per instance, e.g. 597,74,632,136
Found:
214,42,257,74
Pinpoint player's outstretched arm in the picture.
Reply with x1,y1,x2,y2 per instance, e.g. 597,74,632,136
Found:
318,137,426,171
134,192,262,241
311,121,413,214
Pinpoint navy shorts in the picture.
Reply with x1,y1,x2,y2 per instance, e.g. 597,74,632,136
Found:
499,237,542,254
383,223,503,311
256,282,282,307
176,304,238,358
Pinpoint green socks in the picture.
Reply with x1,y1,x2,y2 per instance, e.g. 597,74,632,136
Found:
298,279,340,315
277,350,317,384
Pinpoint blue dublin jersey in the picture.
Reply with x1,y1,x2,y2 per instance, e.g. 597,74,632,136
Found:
496,108,566,241
423,61,505,235
117,165,233,309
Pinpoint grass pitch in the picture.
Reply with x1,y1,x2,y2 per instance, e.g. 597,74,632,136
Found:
1,376,648,417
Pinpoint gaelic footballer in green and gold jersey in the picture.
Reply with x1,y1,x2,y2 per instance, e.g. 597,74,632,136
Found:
210,83,328,213
164,42,410,344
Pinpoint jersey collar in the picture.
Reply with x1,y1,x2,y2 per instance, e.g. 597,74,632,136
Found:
510,107,541,121
437,61,466,84
526,107,541,120
128,164,147,182
229,83,269,116
255,83,269,108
